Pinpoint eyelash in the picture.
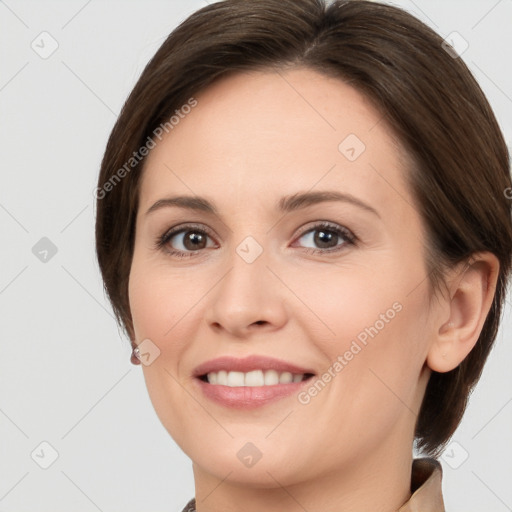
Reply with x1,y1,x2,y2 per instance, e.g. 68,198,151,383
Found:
155,221,357,259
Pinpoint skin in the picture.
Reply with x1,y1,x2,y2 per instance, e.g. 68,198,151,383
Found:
128,67,499,512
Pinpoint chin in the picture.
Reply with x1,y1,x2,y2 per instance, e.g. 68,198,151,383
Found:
194,455,307,489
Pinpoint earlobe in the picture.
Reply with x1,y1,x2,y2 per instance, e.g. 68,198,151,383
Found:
426,252,500,373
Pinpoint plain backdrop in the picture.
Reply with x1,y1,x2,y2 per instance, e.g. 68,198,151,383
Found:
1,1,511,511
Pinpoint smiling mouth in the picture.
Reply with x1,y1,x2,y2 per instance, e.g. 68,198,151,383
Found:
198,369,316,387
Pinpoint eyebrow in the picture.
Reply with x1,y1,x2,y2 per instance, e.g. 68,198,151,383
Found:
145,190,380,218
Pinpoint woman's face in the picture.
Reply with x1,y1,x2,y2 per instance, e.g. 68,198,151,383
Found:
128,68,439,486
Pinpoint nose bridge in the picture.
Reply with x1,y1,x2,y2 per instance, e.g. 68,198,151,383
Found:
204,234,287,335
217,236,270,312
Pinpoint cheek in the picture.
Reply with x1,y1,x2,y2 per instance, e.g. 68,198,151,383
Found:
281,260,406,347
128,261,204,447
293,289,429,465
128,257,214,391
128,257,202,345
289,257,431,409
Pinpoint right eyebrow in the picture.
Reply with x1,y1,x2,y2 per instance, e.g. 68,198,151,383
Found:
145,196,218,216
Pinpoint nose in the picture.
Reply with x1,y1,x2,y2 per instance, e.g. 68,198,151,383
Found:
203,243,288,338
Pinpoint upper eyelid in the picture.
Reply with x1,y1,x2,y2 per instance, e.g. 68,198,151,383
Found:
295,221,349,235
162,223,218,244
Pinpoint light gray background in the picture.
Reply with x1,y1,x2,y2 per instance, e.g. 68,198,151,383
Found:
1,1,511,511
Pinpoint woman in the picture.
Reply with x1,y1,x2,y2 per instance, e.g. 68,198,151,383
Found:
95,0,512,510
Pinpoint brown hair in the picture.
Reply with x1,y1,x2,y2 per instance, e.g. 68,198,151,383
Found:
95,0,512,456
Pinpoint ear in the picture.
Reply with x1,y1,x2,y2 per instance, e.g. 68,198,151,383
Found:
426,252,500,373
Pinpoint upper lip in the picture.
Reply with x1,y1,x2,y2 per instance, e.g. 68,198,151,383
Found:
193,355,316,377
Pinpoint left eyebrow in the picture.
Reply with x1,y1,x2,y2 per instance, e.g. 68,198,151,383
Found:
145,190,380,218
278,190,380,218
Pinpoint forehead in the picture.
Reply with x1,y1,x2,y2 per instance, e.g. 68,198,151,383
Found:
139,67,414,221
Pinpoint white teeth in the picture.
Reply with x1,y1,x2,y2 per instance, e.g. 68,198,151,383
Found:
264,369,279,385
279,371,293,384
227,371,245,387
205,370,307,387
245,370,264,386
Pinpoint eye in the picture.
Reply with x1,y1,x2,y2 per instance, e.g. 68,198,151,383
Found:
293,221,356,254
156,224,217,258
155,220,357,259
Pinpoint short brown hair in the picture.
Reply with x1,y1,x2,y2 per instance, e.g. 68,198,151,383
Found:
95,0,512,456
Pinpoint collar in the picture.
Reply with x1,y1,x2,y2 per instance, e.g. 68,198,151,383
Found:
181,457,445,512
398,457,445,511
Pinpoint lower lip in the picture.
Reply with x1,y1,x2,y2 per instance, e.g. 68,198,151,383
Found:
196,378,312,409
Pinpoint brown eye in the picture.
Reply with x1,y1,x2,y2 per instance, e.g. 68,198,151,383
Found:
181,231,208,250
295,222,355,253
158,224,217,257
312,229,339,249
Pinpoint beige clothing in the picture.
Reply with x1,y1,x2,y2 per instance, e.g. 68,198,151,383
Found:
399,457,445,511
181,457,445,511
